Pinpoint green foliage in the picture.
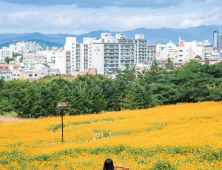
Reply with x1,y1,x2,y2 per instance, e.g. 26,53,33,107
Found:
116,62,136,82
2,111,18,117
19,56,23,62
4,57,14,64
207,83,222,102
165,57,174,71
194,55,202,60
152,159,175,170
1,61,222,117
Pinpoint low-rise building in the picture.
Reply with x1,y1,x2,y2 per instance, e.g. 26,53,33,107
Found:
0,71,13,80
23,53,46,63
12,68,60,80
70,68,97,77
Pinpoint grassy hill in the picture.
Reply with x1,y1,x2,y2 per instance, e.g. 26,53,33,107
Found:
0,102,222,169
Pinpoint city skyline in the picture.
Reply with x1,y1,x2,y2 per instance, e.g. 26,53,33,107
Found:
0,0,222,34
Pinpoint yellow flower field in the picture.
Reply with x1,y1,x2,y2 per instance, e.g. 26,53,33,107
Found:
1,102,222,169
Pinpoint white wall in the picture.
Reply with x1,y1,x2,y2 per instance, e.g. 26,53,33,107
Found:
116,34,126,40
55,51,66,74
156,41,177,60
65,37,76,72
135,34,144,39
91,44,104,74
0,47,13,61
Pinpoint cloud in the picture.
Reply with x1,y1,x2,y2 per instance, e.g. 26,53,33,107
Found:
180,7,221,28
0,1,221,34
0,0,182,8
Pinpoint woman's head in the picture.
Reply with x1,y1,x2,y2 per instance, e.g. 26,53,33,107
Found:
103,158,114,170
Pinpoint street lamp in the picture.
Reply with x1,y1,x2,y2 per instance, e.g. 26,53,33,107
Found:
57,102,68,142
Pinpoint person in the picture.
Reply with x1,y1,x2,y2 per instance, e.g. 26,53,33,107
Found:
103,158,129,170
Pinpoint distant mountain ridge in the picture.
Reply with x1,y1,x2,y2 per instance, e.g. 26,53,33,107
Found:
0,25,220,48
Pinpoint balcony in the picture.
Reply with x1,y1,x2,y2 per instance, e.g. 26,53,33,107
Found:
0,71,12,74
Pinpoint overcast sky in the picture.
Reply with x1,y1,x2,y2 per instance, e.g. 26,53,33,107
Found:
0,0,221,34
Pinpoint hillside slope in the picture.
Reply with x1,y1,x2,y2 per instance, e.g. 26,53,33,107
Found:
0,102,222,169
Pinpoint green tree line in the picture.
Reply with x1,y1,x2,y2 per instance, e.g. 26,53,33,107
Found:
1,59,222,118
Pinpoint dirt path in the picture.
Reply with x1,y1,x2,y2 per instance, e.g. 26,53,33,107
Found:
0,116,26,123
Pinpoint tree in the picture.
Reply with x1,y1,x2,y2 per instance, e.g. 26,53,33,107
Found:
194,55,201,60
165,57,173,71
207,83,222,102
4,57,14,64
116,62,136,82
23,86,39,118
19,56,23,63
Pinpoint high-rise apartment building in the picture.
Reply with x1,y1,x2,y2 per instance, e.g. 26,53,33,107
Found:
0,47,13,61
217,34,222,52
10,41,42,53
213,31,219,51
65,33,149,75
147,46,156,60
64,37,76,73
91,34,148,75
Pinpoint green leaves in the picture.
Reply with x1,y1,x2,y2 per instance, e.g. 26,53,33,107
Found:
1,60,222,117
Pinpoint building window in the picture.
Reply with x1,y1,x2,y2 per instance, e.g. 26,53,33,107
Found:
17,74,20,76
7,76,10,79
29,74,33,77
35,74,38,77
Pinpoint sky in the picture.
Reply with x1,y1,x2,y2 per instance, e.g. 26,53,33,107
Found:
0,0,222,34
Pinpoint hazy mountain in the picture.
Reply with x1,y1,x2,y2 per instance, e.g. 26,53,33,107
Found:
0,25,221,48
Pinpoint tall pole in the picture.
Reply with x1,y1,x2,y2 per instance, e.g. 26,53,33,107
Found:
61,109,64,142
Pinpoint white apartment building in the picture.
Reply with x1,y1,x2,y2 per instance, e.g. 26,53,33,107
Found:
54,51,66,74
64,37,76,73
177,38,204,61
204,40,211,46
64,33,149,75
147,46,156,60
37,49,67,74
118,34,148,64
10,41,42,53
0,47,13,61
156,40,177,61
23,53,46,63
156,38,206,62
91,34,148,75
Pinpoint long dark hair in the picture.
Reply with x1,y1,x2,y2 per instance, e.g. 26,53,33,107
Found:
103,158,114,170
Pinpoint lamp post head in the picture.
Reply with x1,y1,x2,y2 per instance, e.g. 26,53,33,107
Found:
57,102,68,110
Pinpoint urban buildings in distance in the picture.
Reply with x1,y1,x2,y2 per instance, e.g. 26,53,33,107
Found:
0,31,222,80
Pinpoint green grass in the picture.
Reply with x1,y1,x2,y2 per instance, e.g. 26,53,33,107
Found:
2,111,18,117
